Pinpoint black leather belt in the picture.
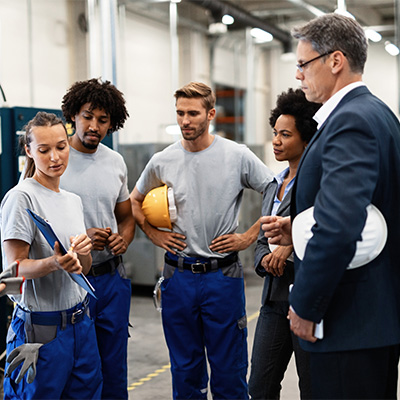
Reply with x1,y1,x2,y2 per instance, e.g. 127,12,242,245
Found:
87,256,122,277
165,252,238,273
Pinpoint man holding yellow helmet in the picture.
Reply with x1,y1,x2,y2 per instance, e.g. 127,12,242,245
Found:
130,82,273,400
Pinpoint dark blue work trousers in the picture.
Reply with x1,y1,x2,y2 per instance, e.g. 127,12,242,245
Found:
161,260,249,400
4,309,102,399
88,267,132,400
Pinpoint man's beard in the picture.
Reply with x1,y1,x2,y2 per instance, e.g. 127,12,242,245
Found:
181,120,207,141
82,140,99,150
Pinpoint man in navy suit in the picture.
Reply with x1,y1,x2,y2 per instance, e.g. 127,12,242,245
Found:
261,13,400,399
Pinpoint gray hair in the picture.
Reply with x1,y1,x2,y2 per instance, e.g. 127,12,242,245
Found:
292,13,368,74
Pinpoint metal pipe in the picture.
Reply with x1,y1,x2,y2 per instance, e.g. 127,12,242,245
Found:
27,0,34,106
100,0,117,83
87,0,98,78
245,27,255,144
170,1,179,94
186,0,292,53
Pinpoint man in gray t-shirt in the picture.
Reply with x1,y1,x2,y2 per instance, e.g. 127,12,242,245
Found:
130,82,273,400
60,78,135,400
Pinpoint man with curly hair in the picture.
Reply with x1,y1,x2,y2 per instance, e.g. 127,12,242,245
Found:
60,78,135,400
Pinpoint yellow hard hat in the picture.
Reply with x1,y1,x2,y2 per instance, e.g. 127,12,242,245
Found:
142,185,177,230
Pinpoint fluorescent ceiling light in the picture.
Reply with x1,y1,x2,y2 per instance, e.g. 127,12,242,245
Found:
171,0,181,3
365,28,382,43
385,42,399,56
209,22,227,34
222,14,234,25
250,28,273,43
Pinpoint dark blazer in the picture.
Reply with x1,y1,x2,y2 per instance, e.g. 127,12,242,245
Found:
290,85,400,352
255,179,294,305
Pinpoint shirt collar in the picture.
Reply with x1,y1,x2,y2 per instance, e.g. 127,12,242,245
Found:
274,167,290,186
313,81,366,128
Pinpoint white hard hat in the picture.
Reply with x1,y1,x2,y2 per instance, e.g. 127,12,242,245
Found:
292,204,387,269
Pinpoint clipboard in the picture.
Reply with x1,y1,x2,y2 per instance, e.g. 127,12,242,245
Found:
26,209,96,298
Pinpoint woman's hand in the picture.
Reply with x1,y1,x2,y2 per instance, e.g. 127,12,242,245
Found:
261,245,293,277
54,242,82,274
69,234,92,256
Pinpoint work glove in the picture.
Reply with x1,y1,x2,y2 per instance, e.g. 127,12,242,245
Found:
5,343,43,384
0,261,24,296
0,277,24,297
0,261,19,279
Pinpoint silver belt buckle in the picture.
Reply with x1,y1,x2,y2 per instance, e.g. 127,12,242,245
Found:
71,308,84,324
191,262,207,273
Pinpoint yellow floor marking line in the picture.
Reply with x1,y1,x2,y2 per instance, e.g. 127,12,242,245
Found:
128,312,260,391
248,310,260,323
128,363,171,391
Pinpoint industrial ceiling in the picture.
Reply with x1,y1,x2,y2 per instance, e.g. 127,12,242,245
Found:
124,0,397,53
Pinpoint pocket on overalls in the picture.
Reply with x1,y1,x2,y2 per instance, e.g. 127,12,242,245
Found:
220,260,244,279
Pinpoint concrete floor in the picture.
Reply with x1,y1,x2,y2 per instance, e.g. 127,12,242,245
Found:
127,270,400,400
126,271,299,400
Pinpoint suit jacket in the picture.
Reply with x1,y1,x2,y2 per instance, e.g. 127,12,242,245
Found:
290,86,400,352
255,179,294,304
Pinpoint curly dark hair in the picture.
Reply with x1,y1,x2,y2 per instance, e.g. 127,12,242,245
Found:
61,78,129,132
269,88,321,143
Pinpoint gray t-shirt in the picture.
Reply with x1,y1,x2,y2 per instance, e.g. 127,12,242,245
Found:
0,178,87,311
60,144,130,265
136,135,273,258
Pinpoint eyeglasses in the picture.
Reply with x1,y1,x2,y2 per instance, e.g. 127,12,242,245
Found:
296,50,334,72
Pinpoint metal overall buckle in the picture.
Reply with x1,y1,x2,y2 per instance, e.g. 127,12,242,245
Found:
71,308,84,324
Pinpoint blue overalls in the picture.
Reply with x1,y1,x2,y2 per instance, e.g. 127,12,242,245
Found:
4,298,102,399
161,252,249,400
86,256,132,400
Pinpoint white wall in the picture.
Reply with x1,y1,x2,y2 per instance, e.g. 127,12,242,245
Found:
364,42,399,114
119,11,173,144
179,28,211,86
0,0,77,109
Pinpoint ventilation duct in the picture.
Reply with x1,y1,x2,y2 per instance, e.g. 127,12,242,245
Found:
185,0,293,53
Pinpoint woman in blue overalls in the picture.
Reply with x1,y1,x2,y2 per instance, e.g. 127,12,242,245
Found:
0,112,102,399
